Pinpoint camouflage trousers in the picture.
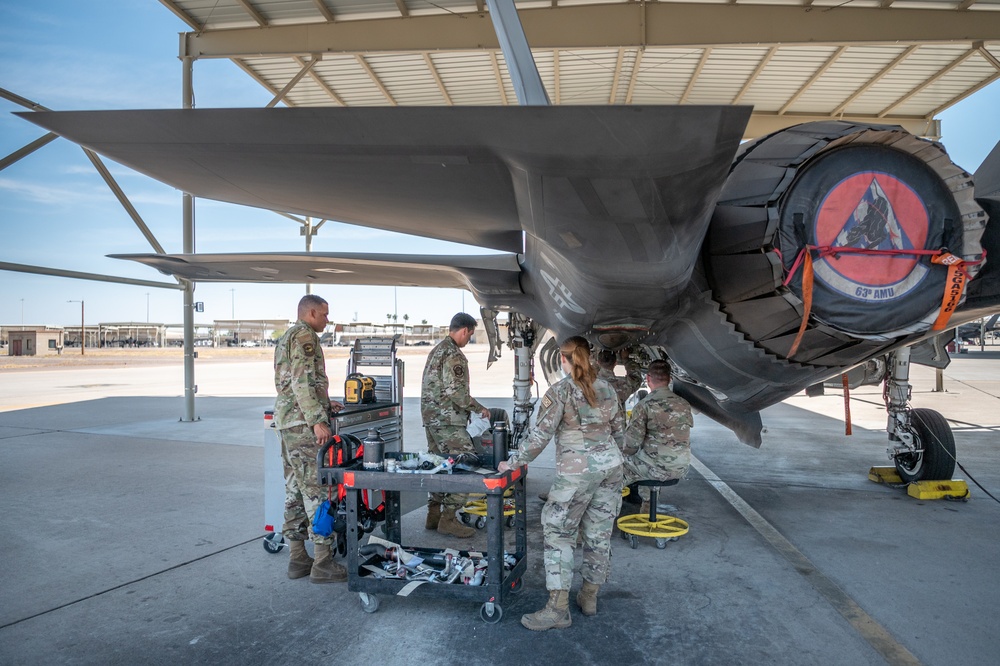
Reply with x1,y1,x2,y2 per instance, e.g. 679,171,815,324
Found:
542,465,624,590
280,424,334,546
425,425,477,512
622,449,689,501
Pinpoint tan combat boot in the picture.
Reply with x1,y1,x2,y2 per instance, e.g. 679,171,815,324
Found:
437,510,476,538
425,503,441,530
287,539,313,580
576,581,600,616
521,590,572,631
310,541,348,583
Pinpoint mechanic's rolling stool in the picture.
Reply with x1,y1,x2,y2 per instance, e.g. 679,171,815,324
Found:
616,479,688,550
460,489,516,529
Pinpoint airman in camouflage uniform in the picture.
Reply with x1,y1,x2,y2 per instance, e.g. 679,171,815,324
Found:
274,294,346,583
500,336,625,630
622,360,693,505
421,312,490,538
596,349,643,408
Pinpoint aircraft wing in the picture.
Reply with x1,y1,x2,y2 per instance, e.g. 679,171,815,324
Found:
23,106,750,254
112,251,523,301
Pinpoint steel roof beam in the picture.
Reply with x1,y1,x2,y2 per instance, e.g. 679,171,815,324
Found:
356,55,396,105
312,0,336,23
266,57,318,108
831,44,919,116
298,56,346,105
179,5,1000,59
746,112,936,139
878,46,978,117
778,46,846,115
423,53,453,105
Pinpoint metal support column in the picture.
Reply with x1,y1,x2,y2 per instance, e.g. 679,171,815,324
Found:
485,0,550,106
181,56,198,422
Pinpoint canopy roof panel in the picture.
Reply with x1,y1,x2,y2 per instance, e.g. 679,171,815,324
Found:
160,0,1000,137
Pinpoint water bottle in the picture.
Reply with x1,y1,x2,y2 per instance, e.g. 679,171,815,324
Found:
362,427,385,470
492,421,508,471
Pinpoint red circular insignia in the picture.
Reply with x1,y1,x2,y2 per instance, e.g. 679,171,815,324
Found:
812,172,930,302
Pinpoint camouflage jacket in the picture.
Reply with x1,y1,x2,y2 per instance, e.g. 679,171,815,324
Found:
597,359,642,407
273,320,330,430
510,376,625,474
420,336,485,427
623,386,693,460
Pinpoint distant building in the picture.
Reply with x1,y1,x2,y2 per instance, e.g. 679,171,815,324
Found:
7,327,64,356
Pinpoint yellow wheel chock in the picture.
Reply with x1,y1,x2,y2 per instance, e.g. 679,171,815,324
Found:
460,489,517,529
616,512,689,550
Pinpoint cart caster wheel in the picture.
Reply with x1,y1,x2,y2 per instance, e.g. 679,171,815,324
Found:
336,538,347,557
620,529,628,541
359,593,380,614
509,577,523,594
629,535,638,549
480,602,503,624
461,512,472,525
262,533,285,554
475,516,488,530
655,538,668,550
505,515,515,528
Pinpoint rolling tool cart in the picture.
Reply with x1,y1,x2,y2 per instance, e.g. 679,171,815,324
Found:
317,458,528,624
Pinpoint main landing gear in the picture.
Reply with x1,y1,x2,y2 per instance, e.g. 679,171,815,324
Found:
884,347,957,483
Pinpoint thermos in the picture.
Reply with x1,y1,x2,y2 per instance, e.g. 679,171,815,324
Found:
492,421,509,470
363,427,385,470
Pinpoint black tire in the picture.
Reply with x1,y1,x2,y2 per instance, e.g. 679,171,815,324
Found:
480,602,503,624
894,408,957,483
262,533,284,554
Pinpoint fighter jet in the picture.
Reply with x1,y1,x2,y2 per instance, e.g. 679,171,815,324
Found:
19,6,1000,485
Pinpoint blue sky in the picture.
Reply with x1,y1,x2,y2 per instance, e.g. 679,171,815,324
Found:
2,1,999,328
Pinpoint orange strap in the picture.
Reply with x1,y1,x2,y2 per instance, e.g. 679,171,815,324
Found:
784,246,983,357
787,250,813,359
930,252,968,331
841,373,852,436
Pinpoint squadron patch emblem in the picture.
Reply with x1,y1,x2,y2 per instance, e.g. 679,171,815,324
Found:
302,343,315,356
541,394,553,409
453,365,465,378
812,172,930,302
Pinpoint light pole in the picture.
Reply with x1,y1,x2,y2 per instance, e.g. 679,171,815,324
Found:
230,288,235,319
146,292,150,323
20,298,24,329
67,300,84,355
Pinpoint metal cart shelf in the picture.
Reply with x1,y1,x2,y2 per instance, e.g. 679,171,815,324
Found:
319,461,527,623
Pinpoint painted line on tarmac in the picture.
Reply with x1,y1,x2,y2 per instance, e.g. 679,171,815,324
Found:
690,455,923,666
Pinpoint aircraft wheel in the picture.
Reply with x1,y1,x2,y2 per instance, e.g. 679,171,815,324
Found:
895,408,957,483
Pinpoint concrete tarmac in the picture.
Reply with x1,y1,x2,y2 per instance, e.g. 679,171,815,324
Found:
1,346,998,665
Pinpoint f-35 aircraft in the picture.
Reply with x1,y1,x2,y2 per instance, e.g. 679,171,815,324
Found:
24,104,1000,485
